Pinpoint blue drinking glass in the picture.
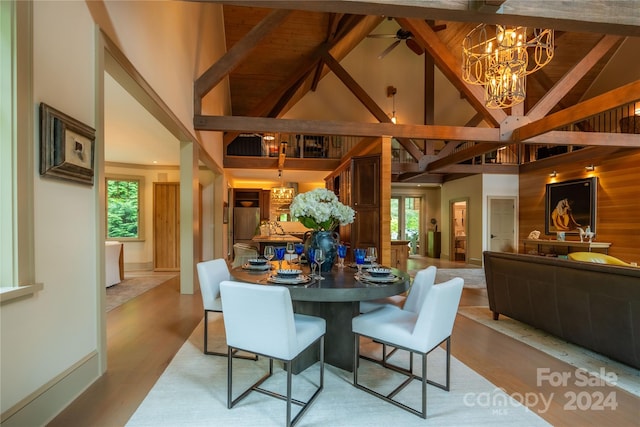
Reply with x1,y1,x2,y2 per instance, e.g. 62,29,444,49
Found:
275,246,286,270
354,248,366,276
337,244,347,268
294,243,304,264
307,249,316,277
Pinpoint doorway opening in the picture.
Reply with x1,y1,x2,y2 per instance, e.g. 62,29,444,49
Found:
391,196,422,255
450,199,468,262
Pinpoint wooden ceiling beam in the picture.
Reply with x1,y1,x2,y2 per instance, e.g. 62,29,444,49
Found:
527,35,622,121
515,80,640,142
310,12,346,92
198,115,501,141
526,131,640,148
223,15,381,147
204,1,640,36
224,156,340,170
395,17,507,127
425,142,497,172
193,9,292,114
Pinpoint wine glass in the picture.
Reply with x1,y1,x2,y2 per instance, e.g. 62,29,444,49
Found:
354,248,366,277
314,249,325,280
294,243,305,265
286,242,295,265
307,249,316,279
263,246,275,280
275,246,286,270
337,244,347,268
366,246,378,266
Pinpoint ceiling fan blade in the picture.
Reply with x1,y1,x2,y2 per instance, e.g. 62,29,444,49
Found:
377,40,401,59
367,34,397,38
406,38,424,55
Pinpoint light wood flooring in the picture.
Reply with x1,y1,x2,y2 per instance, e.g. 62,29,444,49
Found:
48,257,639,426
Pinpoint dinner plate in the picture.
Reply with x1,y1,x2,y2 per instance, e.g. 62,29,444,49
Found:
357,273,399,283
267,274,312,285
242,263,272,271
348,262,377,269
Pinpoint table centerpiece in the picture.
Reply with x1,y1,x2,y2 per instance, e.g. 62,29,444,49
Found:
289,188,355,271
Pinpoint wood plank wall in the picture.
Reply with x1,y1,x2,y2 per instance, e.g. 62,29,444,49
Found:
519,149,640,264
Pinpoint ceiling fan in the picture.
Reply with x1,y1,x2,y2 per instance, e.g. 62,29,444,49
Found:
368,24,447,59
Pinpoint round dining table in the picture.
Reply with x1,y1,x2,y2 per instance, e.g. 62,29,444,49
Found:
231,261,410,372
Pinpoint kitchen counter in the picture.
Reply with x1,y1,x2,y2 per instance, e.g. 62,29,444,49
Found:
252,234,303,252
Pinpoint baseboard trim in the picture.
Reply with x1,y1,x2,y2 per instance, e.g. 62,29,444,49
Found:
1,351,100,426
124,261,153,271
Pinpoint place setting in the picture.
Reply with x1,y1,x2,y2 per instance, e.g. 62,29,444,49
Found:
266,268,313,285
355,266,401,285
241,258,273,271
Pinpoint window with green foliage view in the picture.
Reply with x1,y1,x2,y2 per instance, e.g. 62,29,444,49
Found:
107,177,142,239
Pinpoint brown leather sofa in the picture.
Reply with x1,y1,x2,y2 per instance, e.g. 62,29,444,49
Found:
483,251,640,369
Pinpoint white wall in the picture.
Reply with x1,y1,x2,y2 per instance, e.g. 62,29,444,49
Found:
2,2,228,424
1,0,99,419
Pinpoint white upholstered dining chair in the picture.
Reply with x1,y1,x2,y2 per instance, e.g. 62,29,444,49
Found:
352,277,464,418
359,266,437,368
220,280,326,427
359,265,437,314
196,258,256,360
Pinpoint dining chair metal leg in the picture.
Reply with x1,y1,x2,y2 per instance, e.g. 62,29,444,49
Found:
204,310,257,360
353,333,452,419
227,337,324,427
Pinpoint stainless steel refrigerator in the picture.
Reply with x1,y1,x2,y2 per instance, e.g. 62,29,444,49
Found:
233,207,260,247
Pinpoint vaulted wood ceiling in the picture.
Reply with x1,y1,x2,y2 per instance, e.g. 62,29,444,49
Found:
193,0,640,183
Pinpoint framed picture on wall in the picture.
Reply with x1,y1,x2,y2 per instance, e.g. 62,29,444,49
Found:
40,103,96,185
545,177,597,235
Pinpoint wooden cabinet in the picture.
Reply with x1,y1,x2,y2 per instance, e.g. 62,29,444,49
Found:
390,240,410,270
260,190,271,220
233,189,261,208
351,155,380,253
325,155,380,262
427,231,441,258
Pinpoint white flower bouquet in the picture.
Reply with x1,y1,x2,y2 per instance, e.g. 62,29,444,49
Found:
290,188,355,231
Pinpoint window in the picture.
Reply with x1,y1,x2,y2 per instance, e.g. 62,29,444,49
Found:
1,1,40,299
0,0,13,285
390,196,422,255
106,176,145,240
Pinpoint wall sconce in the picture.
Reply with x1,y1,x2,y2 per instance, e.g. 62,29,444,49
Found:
585,165,595,172
549,171,557,177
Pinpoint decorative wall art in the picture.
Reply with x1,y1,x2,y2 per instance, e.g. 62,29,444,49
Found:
545,177,597,235
40,103,96,185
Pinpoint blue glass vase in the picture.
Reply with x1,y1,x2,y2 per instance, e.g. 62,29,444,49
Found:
304,230,339,272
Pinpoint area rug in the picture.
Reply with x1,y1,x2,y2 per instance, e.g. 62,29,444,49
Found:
106,274,177,312
458,306,640,397
435,268,486,289
126,318,549,426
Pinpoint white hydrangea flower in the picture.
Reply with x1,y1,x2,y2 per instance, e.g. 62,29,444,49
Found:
290,188,355,231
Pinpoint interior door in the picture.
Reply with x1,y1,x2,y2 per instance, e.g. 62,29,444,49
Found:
154,182,180,271
489,197,516,252
351,155,380,253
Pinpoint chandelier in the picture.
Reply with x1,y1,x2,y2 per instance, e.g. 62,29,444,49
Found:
271,169,294,204
271,186,294,204
462,24,554,109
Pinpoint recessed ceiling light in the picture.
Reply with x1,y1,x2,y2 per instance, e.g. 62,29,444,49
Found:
152,160,158,164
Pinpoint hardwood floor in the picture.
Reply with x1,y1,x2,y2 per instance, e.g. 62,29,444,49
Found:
48,257,639,426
